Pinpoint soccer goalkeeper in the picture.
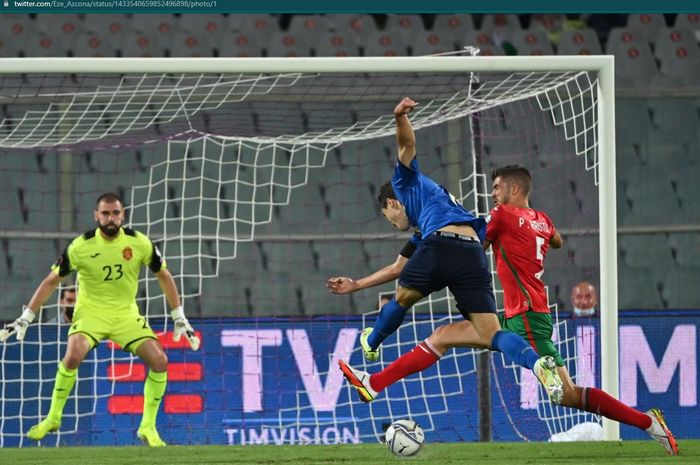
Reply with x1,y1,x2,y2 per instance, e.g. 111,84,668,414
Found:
0,193,200,447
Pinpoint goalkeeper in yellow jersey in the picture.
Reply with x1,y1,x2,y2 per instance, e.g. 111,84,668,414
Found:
0,193,200,447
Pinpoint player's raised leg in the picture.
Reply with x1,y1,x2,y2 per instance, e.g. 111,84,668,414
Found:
27,333,91,440
362,287,422,361
342,321,481,402
134,338,169,447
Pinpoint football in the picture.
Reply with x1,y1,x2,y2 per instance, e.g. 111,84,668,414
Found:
385,419,425,457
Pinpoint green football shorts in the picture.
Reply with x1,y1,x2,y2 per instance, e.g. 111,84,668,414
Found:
68,310,157,353
498,310,565,366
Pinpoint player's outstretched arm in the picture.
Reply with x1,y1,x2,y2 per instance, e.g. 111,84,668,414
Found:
0,271,61,342
155,268,200,351
327,255,408,295
394,97,417,168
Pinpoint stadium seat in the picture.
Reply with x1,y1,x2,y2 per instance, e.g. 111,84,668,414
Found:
217,31,263,57
667,232,700,267
314,31,360,57
659,265,700,308
653,27,698,60
654,42,700,87
564,235,599,270
673,168,700,223
606,28,659,88
260,241,314,273
266,31,312,57
557,29,602,55
508,29,554,55
324,14,378,38
361,31,408,56
384,14,426,42
673,13,700,31
120,33,162,58
409,30,458,56
619,234,674,269
227,14,280,45
647,99,699,155
85,15,135,53
618,264,665,309
615,99,652,149
313,241,368,279
480,14,521,41
529,14,566,36
287,14,336,37
431,14,475,42
0,14,36,56
169,33,214,58
72,32,113,57
626,13,667,41
459,31,503,56
622,163,682,226
180,14,227,41
34,15,84,53
24,33,65,57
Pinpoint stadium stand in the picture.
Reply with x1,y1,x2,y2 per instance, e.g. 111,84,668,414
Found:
361,30,408,56
383,14,426,42
314,31,360,57
508,29,554,55
626,13,667,41
557,28,603,54
218,30,263,57
606,28,659,88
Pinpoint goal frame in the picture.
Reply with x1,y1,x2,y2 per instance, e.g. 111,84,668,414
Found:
0,56,618,441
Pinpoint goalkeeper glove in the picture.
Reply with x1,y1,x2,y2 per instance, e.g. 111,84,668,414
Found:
171,307,200,351
0,306,36,342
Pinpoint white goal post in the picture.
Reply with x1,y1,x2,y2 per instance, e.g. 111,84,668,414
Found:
0,55,618,442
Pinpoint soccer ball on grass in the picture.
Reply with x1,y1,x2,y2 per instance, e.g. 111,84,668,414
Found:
385,419,424,457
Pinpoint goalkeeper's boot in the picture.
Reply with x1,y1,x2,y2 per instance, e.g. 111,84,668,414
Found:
338,359,378,403
27,418,60,441
533,356,563,404
645,408,679,455
137,425,167,447
359,328,380,362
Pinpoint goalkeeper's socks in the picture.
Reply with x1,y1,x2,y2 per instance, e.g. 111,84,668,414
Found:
141,370,168,427
583,387,652,430
369,339,441,392
47,362,77,423
366,298,410,350
490,330,540,370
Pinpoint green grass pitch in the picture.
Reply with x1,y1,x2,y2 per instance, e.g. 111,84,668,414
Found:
3,440,699,465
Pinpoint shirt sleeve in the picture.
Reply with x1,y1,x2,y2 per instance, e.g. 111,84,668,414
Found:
399,233,422,258
139,233,166,273
51,240,77,277
392,158,420,191
485,207,503,243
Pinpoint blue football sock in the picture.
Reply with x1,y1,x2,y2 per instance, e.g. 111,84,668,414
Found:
367,298,410,349
491,330,540,370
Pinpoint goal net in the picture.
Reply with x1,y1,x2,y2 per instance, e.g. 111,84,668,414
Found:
0,57,615,447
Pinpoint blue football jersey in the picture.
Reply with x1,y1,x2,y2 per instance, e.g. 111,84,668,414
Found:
392,158,485,241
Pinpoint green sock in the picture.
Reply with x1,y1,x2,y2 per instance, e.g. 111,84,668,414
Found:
47,362,77,423
141,370,167,428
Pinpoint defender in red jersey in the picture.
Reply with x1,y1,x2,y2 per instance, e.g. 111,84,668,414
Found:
338,165,678,455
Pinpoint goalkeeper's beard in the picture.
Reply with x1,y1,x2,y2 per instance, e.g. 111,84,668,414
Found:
99,222,120,237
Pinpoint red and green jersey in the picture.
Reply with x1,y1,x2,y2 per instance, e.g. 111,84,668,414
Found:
486,204,556,317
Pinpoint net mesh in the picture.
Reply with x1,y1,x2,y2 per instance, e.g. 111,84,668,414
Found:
0,60,602,446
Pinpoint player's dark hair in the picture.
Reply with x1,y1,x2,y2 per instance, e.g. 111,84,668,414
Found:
95,192,124,208
492,165,532,197
377,181,397,208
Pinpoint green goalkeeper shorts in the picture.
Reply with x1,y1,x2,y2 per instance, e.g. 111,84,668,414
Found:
498,310,565,366
68,310,157,353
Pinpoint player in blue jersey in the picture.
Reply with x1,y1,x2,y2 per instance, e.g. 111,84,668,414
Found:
328,97,562,402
